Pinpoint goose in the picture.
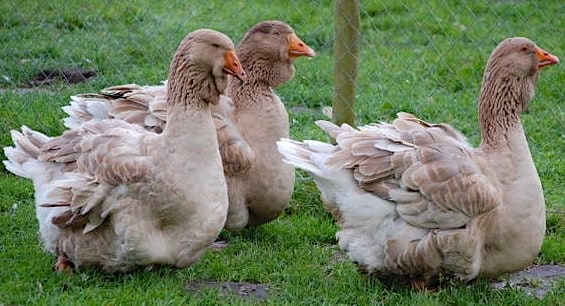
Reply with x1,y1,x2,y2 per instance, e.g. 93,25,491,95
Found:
61,20,316,231
277,37,559,287
3,29,246,273
223,20,315,230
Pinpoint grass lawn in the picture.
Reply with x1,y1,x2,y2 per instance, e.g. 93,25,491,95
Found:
1,0,563,304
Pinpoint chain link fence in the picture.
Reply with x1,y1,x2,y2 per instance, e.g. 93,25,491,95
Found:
1,0,562,129
341,0,562,127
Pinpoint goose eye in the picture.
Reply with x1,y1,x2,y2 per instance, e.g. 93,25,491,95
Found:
521,46,529,52
273,31,281,36
212,43,220,48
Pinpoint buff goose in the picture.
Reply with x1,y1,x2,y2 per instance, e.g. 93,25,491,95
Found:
61,21,316,231
277,37,559,287
3,29,246,273
222,21,315,230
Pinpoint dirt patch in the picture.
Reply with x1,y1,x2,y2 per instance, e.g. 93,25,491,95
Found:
186,280,270,301
491,264,565,299
27,68,97,86
0,68,96,94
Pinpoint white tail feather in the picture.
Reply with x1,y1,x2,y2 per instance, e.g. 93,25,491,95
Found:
62,96,111,128
3,148,32,178
276,138,333,178
3,126,71,253
277,133,396,273
4,127,49,179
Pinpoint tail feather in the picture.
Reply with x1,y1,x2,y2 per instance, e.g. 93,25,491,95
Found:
3,148,30,178
4,126,51,178
315,120,356,139
62,86,165,133
102,83,144,94
277,137,359,205
4,126,85,252
277,129,397,275
62,95,111,129
11,128,40,158
276,138,334,177
24,126,52,147
3,126,62,183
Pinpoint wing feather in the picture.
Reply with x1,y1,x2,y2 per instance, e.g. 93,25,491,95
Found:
317,113,499,230
37,119,155,232
63,84,254,176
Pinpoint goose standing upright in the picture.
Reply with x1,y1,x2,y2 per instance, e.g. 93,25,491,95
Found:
277,37,559,287
61,21,316,231
3,29,246,273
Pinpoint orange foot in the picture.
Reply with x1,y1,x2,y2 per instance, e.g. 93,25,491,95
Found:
55,254,74,275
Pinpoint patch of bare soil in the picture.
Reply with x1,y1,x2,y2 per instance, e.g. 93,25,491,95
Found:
28,68,96,86
491,264,565,299
186,280,270,302
0,68,97,94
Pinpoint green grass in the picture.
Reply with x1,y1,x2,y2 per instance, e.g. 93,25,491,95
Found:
1,0,563,304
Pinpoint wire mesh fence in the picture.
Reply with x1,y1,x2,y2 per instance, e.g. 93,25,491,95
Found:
344,0,562,126
0,0,562,129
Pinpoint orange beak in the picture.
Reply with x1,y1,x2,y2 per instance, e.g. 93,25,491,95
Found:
536,47,559,69
223,50,246,81
288,33,316,58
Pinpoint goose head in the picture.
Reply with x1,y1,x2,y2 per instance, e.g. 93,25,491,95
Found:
478,37,559,145
168,29,246,105
481,37,559,107
235,21,315,87
488,37,559,78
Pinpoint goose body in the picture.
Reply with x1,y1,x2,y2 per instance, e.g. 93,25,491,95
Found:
61,21,315,231
223,21,315,229
277,37,558,285
3,29,246,272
